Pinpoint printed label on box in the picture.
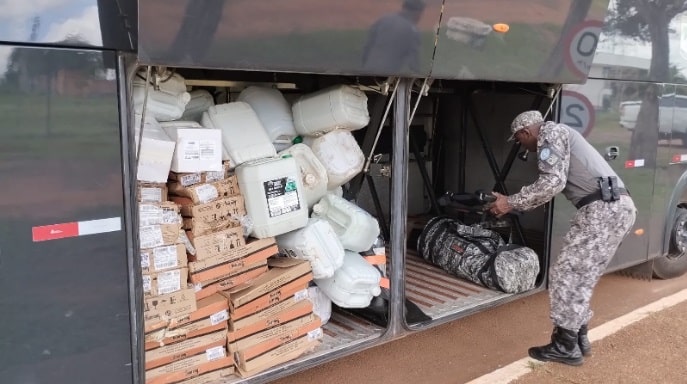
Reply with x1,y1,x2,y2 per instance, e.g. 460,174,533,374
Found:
141,187,163,203
196,184,219,204
180,173,202,187
154,245,180,271
205,346,226,361
158,270,182,295
294,289,309,302
140,205,164,227
141,253,151,269
140,225,164,249
210,309,229,326
199,140,217,160
143,275,152,293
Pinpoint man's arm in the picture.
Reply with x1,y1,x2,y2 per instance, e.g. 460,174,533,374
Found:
507,125,570,212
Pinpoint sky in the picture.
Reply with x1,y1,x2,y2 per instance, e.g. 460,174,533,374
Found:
0,0,102,79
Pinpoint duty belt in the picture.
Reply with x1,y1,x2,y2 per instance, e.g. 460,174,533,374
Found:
575,188,630,210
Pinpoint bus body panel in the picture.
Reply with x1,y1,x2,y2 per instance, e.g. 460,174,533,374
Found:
136,0,610,83
0,45,134,384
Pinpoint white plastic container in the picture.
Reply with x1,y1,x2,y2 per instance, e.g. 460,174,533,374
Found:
292,84,370,136
201,102,277,166
304,130,364,189
276,218,345,279
134,114,176,183
307,286,332,325
236,156,309,238
314,251,382,308
278,144,328,209
311,194,380,252
132,70,191,122
238,86,298,151
132,86,191,122
181,89,215,122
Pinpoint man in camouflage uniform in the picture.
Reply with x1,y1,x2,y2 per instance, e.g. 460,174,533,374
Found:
487,110,637,366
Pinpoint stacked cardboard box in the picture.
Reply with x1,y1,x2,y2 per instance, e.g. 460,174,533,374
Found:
225,257,323,378
137,183,197,334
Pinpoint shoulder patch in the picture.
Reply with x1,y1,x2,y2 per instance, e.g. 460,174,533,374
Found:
539,147,551,161
539,146,560,166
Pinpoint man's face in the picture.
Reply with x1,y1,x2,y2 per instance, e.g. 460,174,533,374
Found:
514,125,538,152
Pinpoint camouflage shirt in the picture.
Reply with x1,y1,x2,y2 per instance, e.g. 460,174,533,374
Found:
508,122,570,211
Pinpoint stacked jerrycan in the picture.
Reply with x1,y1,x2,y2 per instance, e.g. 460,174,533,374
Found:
272,84,385,309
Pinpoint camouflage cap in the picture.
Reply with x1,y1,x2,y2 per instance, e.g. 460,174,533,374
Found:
508,110,544,141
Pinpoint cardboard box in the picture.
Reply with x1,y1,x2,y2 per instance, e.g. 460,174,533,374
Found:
195,263,268,301
139,223,182,249
145,329,228,370
165,367,234,384
229,275,312,320
230,314,321,360
188,237,274,271
144,288,198,326
189,245,277,284
141,244,187,274
168,293,229,330
228,296,313,342
145,350,234,384
236,334,321,377
139,202,180,227
138,182,168,203
186,226,245,261
136,114,176,183
164,128,223,174
145,319,169,335
168,161,232,187
172,195,247,237
145,321,227,351
230,258,312,308
143,268,189,297
168,176,240,204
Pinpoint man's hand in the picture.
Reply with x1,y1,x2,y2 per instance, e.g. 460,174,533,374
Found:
487,192,514,218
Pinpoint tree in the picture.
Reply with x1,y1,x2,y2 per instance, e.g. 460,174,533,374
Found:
605,0,687,163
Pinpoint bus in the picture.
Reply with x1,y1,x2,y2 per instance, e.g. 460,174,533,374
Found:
1,0,685,383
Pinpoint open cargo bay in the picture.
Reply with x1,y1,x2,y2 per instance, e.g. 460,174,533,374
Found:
127,66,554,382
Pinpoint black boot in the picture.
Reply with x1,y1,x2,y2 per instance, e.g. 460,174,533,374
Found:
578,324,591,356
528,327,584,366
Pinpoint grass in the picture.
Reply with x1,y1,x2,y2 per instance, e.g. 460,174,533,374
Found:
550,108,686,250
0,94,122,161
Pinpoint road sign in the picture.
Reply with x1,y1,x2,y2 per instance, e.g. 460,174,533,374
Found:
560,90,595,137
564,20,604,78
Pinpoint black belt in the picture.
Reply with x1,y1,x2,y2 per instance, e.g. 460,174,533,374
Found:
575,188,629,209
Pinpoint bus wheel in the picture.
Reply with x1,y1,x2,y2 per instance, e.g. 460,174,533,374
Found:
653,207,687,279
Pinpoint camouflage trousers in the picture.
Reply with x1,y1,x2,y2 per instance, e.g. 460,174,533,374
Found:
549,195,637,331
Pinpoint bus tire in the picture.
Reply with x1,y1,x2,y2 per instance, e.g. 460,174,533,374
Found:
653,208,687,279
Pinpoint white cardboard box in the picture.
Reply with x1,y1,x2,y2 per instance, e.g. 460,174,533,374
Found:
135,114,176,183
164,127,223,173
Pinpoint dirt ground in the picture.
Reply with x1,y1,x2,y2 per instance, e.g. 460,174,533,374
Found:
272,273,687,384
512,300,687,384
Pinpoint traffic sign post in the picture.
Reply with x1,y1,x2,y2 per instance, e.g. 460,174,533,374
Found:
560,90,595,138
564,20,604,78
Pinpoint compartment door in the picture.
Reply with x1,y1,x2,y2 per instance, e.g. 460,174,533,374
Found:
0,46,134,383
552,81,661,272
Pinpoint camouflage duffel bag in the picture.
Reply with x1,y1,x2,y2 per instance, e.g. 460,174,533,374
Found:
417,216,540,294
